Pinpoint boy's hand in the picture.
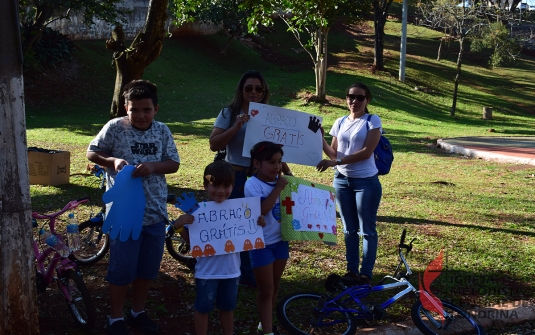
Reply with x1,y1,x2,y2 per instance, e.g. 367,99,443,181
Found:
132,162,156,178
175,214,194,229
257,215,266,227
114,159,128,172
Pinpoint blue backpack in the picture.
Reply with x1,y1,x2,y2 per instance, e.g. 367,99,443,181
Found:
338,114,394,175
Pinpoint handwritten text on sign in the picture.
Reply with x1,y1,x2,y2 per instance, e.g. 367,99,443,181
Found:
291,184,337,234
188,197,264,258
243,102,323,166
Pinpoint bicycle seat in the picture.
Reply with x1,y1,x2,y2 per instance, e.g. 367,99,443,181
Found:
325,274,346,292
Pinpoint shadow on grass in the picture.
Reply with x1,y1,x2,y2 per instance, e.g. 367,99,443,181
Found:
379,215,535,237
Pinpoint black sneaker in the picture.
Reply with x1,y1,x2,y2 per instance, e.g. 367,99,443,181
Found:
126,311,160,335
359,274,372,286
107,319,131,335
341,271,360,286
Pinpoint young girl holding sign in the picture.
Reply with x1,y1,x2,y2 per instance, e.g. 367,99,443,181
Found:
244,141,290,335
173,161,266,335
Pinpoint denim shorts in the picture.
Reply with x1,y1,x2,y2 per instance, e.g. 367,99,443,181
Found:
249,240,290,268
194,277,239,313
106,220,166,285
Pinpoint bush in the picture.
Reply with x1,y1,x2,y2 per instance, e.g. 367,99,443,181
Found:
24,27,75,69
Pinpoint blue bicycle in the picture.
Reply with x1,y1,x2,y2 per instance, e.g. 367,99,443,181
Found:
276,229,485,334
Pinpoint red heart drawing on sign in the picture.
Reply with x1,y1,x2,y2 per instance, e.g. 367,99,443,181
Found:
250,109,259,117
307,224,312,229
318,233,324,239
311,183,315,187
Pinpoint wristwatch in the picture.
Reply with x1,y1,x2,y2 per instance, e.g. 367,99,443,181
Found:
336,158,342,165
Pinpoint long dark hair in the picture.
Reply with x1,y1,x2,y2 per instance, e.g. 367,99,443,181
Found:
248,141,284,175
226,70,271,121
346,82,372,114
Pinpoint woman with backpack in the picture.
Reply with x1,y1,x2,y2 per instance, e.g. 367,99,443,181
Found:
316,82,383,286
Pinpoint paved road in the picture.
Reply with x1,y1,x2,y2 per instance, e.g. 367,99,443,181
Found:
437,136,535,165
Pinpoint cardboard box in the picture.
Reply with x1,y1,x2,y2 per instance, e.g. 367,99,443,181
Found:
28,149,70,186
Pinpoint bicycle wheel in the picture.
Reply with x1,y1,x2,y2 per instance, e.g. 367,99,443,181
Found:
70,216,109,266
411,299,485,335
276,292,357,335
58,269,95,329
165,232,196,271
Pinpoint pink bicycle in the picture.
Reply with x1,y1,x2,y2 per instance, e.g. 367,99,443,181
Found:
32,198,95,329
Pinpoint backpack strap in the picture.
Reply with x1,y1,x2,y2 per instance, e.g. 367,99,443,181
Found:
337,115,349,131
365,114,384,134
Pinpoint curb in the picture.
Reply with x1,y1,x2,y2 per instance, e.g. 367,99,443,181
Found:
355,301,535,334
436,138,535,166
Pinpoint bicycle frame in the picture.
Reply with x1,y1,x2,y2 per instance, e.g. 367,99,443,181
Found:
318,234,450,326
32,198,89,287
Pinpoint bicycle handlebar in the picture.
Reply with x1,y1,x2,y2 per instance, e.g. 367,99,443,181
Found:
32,197,90,219
400,229,406,245
398,228,414,252
87,164,105,178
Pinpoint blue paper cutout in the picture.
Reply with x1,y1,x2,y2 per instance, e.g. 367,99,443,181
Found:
175,192,200,214
102,165,146,241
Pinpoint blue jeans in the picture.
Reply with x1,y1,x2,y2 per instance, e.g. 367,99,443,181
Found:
194,278,239,313
229,170,255,284
333,170,382,278
106,220,166,285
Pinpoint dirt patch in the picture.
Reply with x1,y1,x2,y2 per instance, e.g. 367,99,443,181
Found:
38,252,262,335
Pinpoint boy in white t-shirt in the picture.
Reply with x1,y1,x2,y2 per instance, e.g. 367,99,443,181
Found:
172,161,265,335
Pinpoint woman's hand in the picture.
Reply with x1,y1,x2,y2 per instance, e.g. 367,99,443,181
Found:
316,159,337,173
234,113,250,129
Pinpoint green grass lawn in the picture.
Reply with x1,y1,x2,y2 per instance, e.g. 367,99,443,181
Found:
26,18,535,327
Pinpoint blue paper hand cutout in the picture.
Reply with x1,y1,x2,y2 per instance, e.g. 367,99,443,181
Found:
102,165,146,241
175,192,200,214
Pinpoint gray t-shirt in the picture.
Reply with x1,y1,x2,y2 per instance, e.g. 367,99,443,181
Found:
213,108,250,167
88,117,180,225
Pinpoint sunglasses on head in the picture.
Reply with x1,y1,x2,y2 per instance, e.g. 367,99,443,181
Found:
244,85,264,93
346,94,367,102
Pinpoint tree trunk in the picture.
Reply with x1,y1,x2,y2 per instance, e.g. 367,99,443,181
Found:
0,1,40,334
314,27,329,101
106,0,169,119
437,37,443,61
373,0,393,70
451,37,464,116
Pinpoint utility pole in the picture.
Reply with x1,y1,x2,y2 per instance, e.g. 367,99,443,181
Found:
0,0,40,334
399,0,408,81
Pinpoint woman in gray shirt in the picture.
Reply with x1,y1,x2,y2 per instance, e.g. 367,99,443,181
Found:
209,70,292,288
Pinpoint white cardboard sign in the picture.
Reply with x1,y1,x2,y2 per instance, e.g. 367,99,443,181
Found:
291,184,337,233
243,102,323,166
188,197,264,258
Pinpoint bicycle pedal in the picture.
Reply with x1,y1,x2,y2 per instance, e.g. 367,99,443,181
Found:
371,305,386,320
